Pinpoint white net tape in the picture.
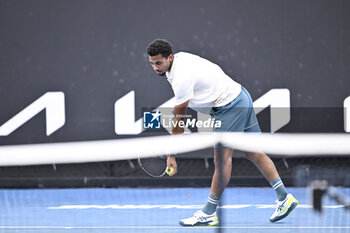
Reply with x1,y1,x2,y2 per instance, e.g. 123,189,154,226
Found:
0,133,350,166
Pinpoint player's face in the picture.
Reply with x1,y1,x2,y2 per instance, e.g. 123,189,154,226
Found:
148,54,173,76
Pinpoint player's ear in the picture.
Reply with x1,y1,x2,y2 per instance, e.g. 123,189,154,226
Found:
168,54,174,62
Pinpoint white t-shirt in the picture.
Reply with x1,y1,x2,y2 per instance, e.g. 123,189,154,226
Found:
166,52,242,113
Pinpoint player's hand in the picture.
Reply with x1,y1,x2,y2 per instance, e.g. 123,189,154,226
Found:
167,154,177,176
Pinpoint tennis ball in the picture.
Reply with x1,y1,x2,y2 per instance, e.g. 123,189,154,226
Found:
166,167,174,175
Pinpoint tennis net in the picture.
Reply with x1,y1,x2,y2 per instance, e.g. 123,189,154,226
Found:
0,133,349,233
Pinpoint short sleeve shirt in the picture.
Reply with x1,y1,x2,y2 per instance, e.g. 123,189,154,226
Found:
165,52,242,112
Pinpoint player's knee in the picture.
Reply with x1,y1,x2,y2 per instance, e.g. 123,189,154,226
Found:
213,155,232,169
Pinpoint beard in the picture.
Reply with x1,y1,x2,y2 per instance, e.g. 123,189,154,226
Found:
156,72,166,76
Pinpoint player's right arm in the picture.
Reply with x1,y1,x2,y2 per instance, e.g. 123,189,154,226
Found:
167,100,189,176
172,100,189,135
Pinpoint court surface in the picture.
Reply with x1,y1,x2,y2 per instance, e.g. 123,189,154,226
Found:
0,187,349,233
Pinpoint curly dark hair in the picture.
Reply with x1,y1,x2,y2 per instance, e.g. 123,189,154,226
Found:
146,39,173,58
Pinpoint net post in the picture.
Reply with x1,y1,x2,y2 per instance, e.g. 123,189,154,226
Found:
310,180,328,213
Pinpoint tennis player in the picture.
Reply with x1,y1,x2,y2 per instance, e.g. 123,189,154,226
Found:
146,39,298,226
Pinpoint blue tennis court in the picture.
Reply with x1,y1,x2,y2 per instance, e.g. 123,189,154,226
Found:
0,187,349,233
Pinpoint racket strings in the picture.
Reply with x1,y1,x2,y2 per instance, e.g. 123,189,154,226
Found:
138,155,168,177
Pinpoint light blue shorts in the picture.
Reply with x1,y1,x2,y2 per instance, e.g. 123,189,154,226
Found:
210,86,261,133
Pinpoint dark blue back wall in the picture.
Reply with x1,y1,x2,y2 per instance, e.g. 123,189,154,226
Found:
0,0,349,144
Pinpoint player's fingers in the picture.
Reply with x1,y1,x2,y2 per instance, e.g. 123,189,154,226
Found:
166,155,177,176
167,160,172,171
171,161,177,175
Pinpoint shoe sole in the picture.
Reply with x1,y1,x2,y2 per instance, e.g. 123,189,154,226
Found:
179,219,219,227
270,200,298,223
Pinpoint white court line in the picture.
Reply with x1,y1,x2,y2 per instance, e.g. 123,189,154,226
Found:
0,226,349,229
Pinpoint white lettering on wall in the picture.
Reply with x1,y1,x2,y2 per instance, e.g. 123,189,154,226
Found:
0,92,65,136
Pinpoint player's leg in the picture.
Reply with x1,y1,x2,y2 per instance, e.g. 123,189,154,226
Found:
242,87,288,200
244,151,298,222
244,151,279,184
242,86,298,222
244,151,285,197
204,147,233,212
179,147,232,227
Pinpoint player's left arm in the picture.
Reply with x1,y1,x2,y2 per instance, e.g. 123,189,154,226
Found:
167,100,189,176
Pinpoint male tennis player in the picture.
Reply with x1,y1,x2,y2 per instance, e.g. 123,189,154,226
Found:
146,39,298,226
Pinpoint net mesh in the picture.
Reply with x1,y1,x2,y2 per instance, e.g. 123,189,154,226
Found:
0,133,349,233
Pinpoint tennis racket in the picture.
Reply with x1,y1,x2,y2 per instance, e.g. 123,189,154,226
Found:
138,155,168,177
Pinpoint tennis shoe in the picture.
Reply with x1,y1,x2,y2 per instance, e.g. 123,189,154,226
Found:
179,210,219,226
270,193,298,222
